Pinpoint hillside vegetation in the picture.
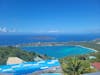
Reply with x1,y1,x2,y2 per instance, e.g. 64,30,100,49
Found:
0,46,48,65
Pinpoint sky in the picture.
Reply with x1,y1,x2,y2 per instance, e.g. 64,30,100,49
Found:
0,0,100,34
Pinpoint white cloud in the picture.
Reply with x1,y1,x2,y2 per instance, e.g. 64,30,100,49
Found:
47,30,60,33
0,27,17,32
0,27,8,32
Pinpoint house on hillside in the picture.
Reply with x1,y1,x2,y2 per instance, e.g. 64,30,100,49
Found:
91,62,100,71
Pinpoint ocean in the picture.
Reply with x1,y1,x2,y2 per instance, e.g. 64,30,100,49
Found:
0,33,100,46
21,46,95,58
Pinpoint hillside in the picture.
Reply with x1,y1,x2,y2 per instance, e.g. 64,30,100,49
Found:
0,46,49,65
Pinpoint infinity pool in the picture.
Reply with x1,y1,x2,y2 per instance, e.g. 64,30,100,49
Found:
21,46,96,58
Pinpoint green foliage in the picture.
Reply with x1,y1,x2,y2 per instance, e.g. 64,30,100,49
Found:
60,57,96,75
0,46,46,65
66,57,83,75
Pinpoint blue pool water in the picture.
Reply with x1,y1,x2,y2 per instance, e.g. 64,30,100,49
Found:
21,46,95,58
0,60,60,75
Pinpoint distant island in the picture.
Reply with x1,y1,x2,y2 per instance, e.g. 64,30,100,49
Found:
30,36,55,40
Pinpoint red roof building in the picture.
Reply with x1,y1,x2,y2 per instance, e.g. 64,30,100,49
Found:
92,62,100,70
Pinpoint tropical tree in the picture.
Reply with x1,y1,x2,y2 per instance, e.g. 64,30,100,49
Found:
60,57,96,75
65,57,83,75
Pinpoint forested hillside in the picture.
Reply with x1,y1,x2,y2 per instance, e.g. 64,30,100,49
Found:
0,46,49,65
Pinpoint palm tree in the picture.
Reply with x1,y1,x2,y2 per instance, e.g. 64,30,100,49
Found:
63,57,96,75
66,57,83,75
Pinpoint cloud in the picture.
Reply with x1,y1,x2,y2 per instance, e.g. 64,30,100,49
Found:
47,30,60,33
0,27,17,32
0,27,8,32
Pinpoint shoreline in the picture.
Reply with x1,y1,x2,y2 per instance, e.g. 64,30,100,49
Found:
0,41,99,53
14,41,84,47
0,42,67,47
76,45,98,52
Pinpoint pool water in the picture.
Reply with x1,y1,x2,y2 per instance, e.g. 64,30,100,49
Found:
21,46,95,58
0,60,61,75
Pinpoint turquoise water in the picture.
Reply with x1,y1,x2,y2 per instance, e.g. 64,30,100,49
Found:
21,46,95,58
